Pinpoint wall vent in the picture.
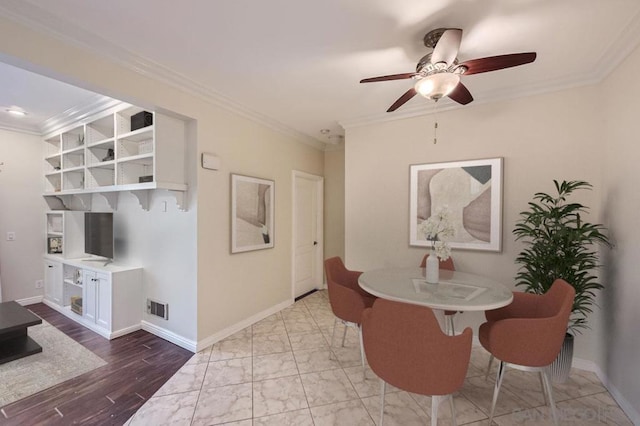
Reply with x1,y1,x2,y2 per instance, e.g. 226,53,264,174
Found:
147,299,169,320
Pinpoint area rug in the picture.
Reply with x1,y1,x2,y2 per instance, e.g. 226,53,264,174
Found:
0,319,107,407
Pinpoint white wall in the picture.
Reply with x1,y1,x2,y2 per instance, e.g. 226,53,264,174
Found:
323,146,345,262
600,43,640,419
344,85,604,362
0,128,45,302
0,16,324,347
195,107,323,341
89,188,198,343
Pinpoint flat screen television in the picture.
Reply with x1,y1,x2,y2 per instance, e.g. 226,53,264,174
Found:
84,212,113,260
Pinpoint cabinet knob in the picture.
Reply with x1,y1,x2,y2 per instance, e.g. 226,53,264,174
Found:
48,265,54,268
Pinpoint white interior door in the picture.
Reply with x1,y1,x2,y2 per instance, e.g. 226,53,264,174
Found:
293,171,323,299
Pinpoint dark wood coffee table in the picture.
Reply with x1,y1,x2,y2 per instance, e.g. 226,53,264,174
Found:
0,301,43,364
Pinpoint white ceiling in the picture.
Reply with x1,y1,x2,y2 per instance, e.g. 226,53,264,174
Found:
1,0,640,144
0,59,110,135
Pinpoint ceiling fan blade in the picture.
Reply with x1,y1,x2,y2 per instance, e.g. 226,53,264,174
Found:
447,82,473,105
360,72,418,83
431,28,462,66
459,52,537,75
387,88,417,112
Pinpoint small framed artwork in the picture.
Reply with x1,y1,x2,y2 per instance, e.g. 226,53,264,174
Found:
48,236,63,254
231,174,275,253
409,157,503,252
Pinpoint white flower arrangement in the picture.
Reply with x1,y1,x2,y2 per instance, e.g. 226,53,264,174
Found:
418,207,455,260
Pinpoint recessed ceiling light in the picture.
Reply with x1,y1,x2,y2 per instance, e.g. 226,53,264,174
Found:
6,107,27,117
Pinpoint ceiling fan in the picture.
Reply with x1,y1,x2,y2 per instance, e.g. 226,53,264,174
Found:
360,28,537,112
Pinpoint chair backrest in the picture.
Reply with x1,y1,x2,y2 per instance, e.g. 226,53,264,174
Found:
362,298,472,396
534,279,576,363
483,279,575,367
538,279,575,320
325,256,359,291
324,256,365,323
419,254,455,271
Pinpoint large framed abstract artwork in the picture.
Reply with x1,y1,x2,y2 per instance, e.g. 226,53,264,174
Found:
231,174,275,253
409,158,503,252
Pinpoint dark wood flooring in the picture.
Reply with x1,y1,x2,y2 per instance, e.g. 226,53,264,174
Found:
0,303,193,425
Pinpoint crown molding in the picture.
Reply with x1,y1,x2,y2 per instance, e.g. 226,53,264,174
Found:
592,9,640,81
2,1,639,142
0,0,325,151
0,122,40,135
40,95,122,136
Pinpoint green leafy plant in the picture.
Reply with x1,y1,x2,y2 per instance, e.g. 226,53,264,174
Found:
513,180,611,334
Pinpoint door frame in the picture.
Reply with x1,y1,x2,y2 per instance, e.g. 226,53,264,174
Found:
291,170,324,300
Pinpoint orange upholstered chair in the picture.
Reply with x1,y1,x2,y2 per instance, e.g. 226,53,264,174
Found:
362,298,472,426
324,256,376,367
479,279,575,425
420,253,458,335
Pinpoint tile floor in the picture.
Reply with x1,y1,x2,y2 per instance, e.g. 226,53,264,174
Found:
126,290,632,425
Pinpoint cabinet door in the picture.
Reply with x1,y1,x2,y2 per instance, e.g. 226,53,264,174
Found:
96,273,111,330
44,260,62,305
83,270,97,323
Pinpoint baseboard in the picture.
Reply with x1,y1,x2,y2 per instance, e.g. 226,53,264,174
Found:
16,295,44,306
141,321,198,353
195,299,293,352
602,378,640,424
110,324,142,339
472,341,639,424
573,357,640,424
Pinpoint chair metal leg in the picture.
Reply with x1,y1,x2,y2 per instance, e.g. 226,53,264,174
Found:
449,394,458,426
540,369,558,425
447,315,456,336
489,361,506,425
379,380,386,426
358,324,365,368
329,318,338,360
539,371,548,406
485,354,494,380
330,318,338,346
431,395,440,426
341,321,348,347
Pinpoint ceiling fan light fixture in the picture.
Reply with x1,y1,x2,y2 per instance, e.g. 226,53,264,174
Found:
5,107,27,117
414,73,460,100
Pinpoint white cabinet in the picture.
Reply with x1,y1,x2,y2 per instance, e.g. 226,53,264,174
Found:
43,103,188,210
83,270,97,323
42,256,142,339
82,270,111,330
44,259,62,305
96,273,111,330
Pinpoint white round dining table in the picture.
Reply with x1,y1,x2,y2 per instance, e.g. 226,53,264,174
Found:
358,267,513,312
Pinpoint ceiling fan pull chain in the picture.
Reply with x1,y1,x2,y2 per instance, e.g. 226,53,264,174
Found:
433,99,439,144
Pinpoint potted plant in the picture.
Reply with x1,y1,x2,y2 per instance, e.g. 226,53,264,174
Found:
513,180,611,382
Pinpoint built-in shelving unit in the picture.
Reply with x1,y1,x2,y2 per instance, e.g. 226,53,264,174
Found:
45,211,84,258
43,103,188,211
43,256,143,339
62,263,84,315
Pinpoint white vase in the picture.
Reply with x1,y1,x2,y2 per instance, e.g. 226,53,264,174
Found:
425,252,439,283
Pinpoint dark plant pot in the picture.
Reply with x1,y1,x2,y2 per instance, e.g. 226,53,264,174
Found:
548,333,574,383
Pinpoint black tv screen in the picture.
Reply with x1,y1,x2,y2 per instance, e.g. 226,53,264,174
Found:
85,212,113,259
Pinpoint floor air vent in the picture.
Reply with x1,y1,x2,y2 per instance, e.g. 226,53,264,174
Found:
147,299,169,320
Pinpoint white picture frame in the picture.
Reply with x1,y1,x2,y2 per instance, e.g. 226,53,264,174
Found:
409,158,503,252
231,174,275,253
